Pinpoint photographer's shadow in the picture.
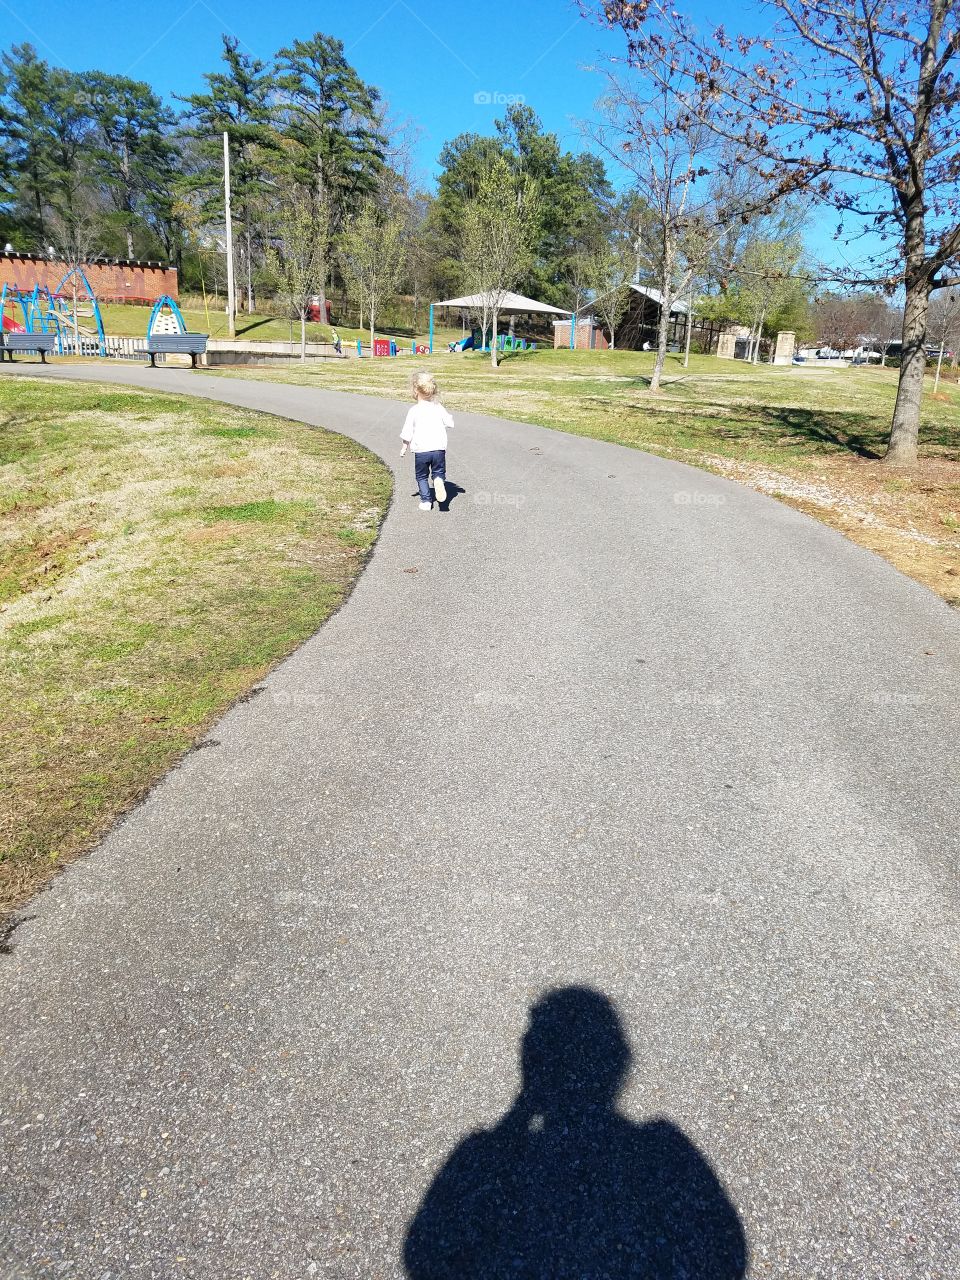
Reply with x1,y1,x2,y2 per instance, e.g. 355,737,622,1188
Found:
404,986,748,1278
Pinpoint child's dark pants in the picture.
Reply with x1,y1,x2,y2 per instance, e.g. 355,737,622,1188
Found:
414,449,446,502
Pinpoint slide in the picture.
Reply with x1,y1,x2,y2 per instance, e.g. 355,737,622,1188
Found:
2,312,25,333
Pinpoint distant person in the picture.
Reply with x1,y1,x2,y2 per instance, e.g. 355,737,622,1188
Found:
400,372,454,511
331,328,343,357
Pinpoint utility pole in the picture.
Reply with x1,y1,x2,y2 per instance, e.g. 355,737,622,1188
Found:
933,336,946,394
223,131,236,339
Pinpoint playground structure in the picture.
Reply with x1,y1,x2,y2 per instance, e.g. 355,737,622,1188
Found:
0,266,107,356
448,328,538,354
0,279,201,364
147,295,187,337
428,291,571,354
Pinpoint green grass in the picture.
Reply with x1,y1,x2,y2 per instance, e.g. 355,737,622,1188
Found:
97,300,462,348
209,347,960,467
207,346,960,603
0,378,392,917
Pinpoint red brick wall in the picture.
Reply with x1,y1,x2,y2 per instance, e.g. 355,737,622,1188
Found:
552,321,610,351
0,253,178,303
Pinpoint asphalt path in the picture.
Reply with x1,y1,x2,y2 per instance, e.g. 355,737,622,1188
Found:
1,361,958,1279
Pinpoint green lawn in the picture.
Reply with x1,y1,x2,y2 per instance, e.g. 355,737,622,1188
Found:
97,300,463,349
0,378,391,917
209,347,960,466
209,347,960,604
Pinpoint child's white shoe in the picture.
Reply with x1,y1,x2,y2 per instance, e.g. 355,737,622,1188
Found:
434,478,447,503
418,500,431,511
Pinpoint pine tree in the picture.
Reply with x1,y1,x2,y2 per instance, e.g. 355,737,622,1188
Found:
180,36,279,312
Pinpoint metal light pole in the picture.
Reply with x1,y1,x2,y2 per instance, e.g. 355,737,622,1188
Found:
933,336,946,394
223,131,236,339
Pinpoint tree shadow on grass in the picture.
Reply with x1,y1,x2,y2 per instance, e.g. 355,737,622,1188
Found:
404,986,748,1279
235,317,285,338
706,403,886,458
612,393,888,459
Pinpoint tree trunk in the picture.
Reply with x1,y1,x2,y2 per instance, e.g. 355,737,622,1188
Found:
752,311,765,364
650,287,671,392
886,275,930,466
610,328,616,351
491,310,499,368
370,309,375,354
683,301,692,368
246,228,254,313
650,240,674,392
33,168,45,241
301,312,306,362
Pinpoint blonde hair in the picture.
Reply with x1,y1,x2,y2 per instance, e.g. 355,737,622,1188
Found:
412,371,438,400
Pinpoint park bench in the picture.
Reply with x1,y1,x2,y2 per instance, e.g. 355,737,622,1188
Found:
1,332,56,363
146,333,209,369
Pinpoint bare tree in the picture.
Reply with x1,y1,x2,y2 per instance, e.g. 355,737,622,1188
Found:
269,185,330,360
461,157,539,369
928,286,960,386
47,185,104,351
338,196,407,351
590,0,960,465
591,73,776,390
587,238,635,349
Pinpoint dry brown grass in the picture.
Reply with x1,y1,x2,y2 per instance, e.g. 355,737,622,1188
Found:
0,378,391,919
211,351,960,607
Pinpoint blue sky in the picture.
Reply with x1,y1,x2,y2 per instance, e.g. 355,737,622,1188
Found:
3,0,622,183
2,0,857,267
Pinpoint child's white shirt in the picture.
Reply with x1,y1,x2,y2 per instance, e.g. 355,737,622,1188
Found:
401,401,454,452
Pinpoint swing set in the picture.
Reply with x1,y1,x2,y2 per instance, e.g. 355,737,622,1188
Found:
0,266,107,356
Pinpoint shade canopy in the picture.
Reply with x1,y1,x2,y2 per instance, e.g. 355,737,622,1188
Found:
432,291,571,316
629,284,689,316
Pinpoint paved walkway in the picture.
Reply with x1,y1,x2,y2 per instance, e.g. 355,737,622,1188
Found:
2,363,958,1278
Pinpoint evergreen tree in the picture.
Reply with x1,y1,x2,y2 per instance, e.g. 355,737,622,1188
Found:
0,46,95,248
274,33,386,313
82,72,176,260
180,36,279,311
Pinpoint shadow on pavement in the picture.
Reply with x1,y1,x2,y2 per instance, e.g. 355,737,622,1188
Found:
404,986,748,1279
407,479,466,511
437,479,465,513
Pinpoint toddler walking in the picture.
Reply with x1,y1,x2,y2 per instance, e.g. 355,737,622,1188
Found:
400,372,454,510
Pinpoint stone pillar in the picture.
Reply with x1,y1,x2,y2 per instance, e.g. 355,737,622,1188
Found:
773,331,796,365
717,332,737,359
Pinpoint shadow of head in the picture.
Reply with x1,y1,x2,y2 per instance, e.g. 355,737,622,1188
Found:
404,985,748,1278
520,985,630,1119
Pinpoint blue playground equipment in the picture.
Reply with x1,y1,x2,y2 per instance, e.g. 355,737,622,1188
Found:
0,268,106,355
0,282,29,333
147,294,187,337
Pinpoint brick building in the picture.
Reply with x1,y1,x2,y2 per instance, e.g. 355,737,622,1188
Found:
0,250,178,303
